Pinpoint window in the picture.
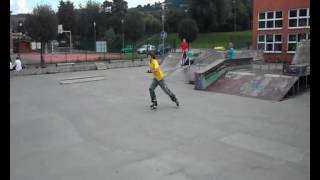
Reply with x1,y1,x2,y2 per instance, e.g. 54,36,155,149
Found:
257,34,282,53
258,11,283,29
287,33,310,53
288,8,310,28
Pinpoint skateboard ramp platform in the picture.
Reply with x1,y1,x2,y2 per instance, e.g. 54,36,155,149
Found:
160,53,182,75
160,50,226,83
291,40,310,65
206,71,299,101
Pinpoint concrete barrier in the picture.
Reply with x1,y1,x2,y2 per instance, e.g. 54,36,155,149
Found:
13,60,149,76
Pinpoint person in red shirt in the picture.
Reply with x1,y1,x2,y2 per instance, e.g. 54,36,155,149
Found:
180,38,189,64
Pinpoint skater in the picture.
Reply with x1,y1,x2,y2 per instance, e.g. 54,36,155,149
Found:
147,54,179,110
14,56,22,72
10,57,13,71
226,42,235,62
180,38,189,65
183,49,194,66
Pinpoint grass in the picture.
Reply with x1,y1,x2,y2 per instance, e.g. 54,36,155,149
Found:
137,30,252,49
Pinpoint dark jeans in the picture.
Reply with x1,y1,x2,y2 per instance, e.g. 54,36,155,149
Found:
149,78,175,102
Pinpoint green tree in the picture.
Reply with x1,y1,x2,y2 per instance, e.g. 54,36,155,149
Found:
76,0,102,50
166,9,186,32
144,15,161,34
24,4,58,67
57,0,76,45
124,10,145,46
57,0,76,32
102,0,128,34
190,0,231,32
178,18,198,43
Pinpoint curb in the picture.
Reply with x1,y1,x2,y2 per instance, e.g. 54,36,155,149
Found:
13,60,148,76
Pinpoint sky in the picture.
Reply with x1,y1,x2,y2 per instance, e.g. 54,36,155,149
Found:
10,0,164,14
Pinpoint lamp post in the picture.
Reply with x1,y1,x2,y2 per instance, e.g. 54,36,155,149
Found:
121,19,124,50
93,21,96,51
232,0,236,32
18,22,23,57
161,3,165,55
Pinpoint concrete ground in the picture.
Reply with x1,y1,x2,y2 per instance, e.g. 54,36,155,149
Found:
10,66,309,180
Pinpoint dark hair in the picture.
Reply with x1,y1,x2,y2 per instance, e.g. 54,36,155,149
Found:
148,53,156,59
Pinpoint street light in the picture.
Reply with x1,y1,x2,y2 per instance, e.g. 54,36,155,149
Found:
93,21,96,51
232,0,236,32
18,22,23,57
121,19,124,50
161,3,165,55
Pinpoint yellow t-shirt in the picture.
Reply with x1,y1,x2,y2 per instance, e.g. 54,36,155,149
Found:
149,58,164,81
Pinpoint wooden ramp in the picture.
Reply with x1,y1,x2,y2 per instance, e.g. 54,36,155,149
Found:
206,71,299,101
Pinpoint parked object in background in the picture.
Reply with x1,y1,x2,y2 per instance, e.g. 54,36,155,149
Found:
155,44,172,55
121,45,133,53
137,44,156,54
214,46,226,51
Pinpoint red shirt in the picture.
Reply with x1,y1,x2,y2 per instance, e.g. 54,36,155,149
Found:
180,42,189,52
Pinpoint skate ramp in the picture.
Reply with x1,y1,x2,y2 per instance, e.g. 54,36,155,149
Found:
206,71,298,101
291,40,310,65
160,53,182,75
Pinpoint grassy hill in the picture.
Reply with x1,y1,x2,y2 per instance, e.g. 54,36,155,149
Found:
137,30,252,49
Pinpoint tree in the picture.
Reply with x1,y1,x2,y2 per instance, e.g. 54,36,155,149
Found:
144,15,161,34
24,4,58,67
190,0,231,32
166,9,186,32
57,0,76,32
76,0,101,50
178,18,198,43
101,0,128,34
124,10,145,45
57,0,76,45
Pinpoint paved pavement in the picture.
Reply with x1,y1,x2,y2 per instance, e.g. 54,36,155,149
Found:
10,67,310,180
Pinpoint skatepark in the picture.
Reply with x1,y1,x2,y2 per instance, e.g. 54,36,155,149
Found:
10,45,310,179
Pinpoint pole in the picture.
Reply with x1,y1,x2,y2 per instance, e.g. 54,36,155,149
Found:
162,3,165,56
121,19,124,50
94,22,96,52
233,0,236,32
70,31,72,52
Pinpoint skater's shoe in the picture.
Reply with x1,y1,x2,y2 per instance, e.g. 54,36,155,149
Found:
170,96,180,107
174,98,179,107
150,100,158,110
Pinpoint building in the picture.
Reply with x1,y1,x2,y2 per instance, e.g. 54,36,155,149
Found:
10,11,13,54
10,27,13,54
252,0,310,63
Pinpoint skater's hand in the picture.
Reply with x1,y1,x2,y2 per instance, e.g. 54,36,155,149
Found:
147,69,152,73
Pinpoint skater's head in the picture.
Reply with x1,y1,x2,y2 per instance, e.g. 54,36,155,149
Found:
229,42,233,48
148,53,156,60
151,54,156,59
183,38,186,43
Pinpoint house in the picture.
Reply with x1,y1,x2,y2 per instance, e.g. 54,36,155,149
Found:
252,0,310,62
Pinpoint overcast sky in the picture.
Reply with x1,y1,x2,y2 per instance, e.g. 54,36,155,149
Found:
10,0,164,14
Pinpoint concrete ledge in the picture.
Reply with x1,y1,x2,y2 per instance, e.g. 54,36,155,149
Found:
60,75,105,84
13,60,148,76
57,63,75,66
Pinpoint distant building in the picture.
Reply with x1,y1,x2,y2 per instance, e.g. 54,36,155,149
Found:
10,27,13,54
10,11,13,54
252,0,310,62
